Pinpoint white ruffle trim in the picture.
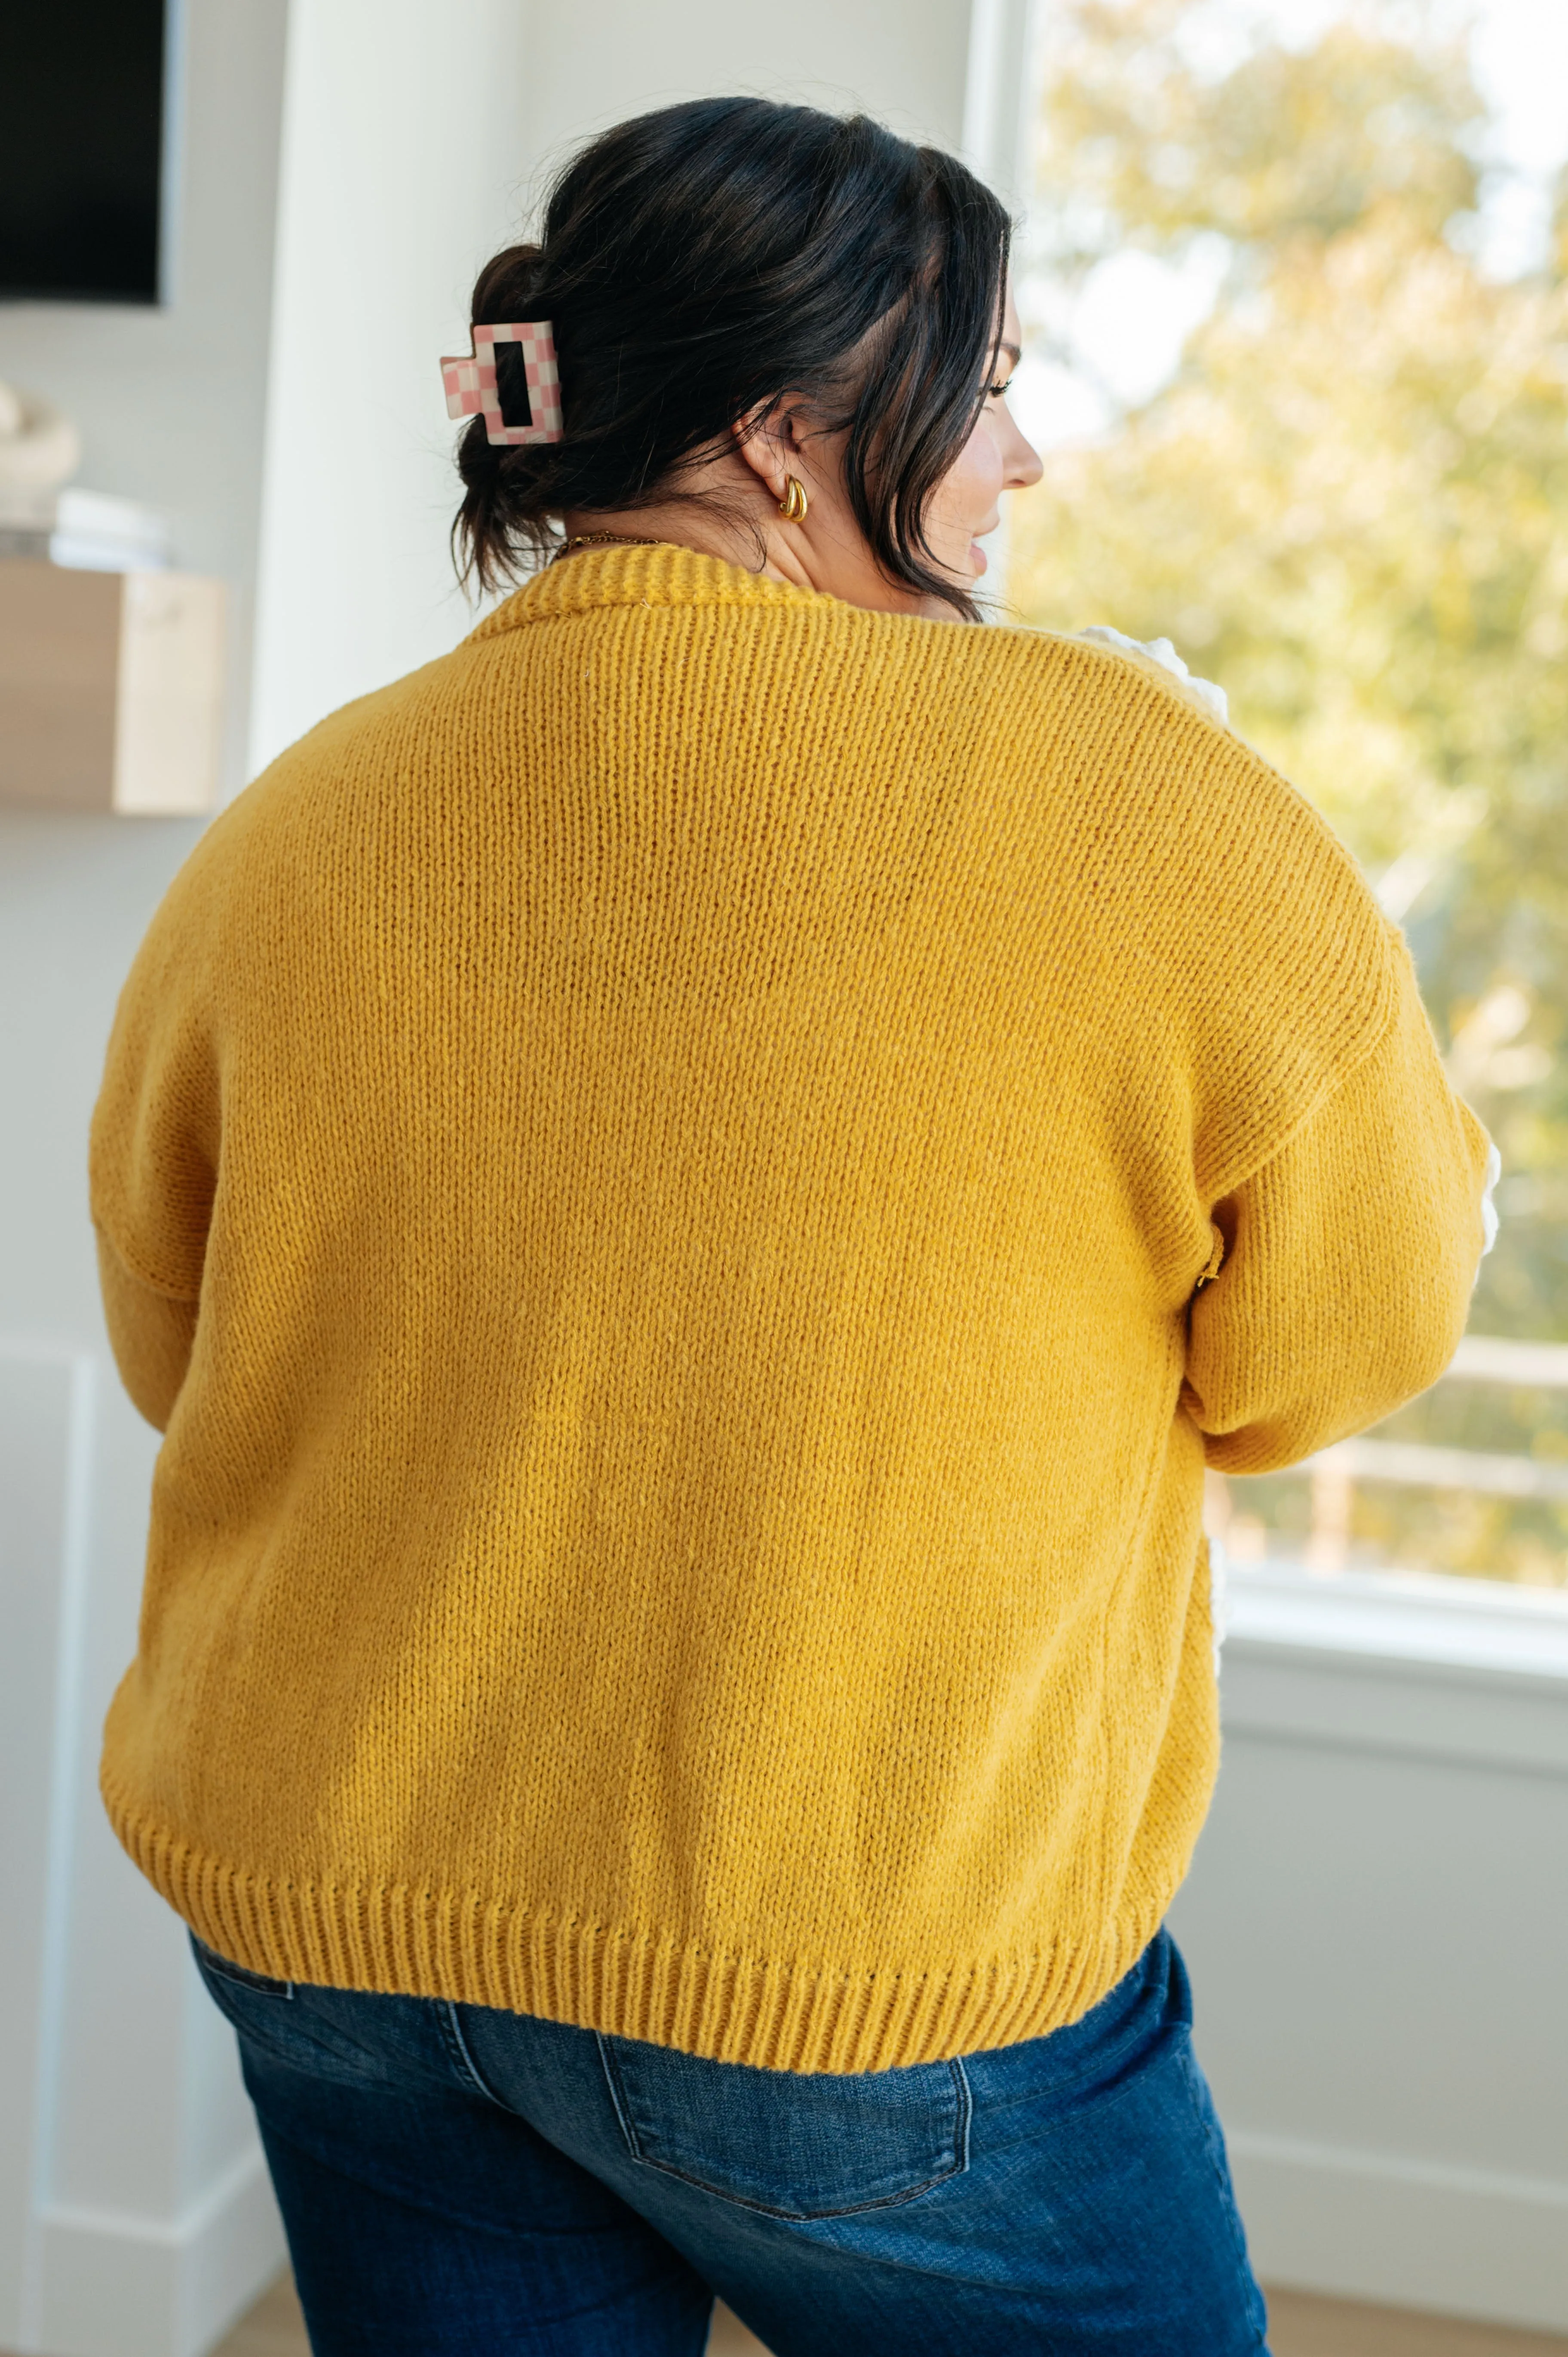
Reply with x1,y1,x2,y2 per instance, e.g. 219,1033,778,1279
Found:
1481,1140,1502,1258
1077,625,1230,725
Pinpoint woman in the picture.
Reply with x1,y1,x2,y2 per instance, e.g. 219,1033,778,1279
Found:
91,97,1491,2356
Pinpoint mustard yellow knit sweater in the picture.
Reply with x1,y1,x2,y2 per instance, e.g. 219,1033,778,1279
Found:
92,546,1491,2074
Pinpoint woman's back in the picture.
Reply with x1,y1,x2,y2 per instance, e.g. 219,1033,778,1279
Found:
92,540,1485,2074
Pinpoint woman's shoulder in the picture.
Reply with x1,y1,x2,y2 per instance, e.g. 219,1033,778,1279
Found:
959,611,1396,1027
975,611,1234,736
975,612,1353,872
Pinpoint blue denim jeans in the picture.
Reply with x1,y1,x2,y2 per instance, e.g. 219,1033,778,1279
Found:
193,1925,1268,2355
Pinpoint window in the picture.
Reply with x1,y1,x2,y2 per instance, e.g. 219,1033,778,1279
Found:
1011,0,1568,1591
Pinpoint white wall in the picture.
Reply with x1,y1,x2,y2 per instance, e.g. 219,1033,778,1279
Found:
0,6,293,2350
1170,1573,1568,2336
516,0,972,157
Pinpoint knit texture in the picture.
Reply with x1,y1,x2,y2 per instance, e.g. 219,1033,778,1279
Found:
91,545,1491,2072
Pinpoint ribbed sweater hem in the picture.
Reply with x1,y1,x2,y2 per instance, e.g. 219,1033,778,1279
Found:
104,1774,1166,2074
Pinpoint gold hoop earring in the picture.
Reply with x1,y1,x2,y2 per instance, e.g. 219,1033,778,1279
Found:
778,475,809,524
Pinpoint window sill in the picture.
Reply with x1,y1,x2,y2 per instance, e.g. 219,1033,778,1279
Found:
1223,1559,1568,1682
1215,1562,1568,1777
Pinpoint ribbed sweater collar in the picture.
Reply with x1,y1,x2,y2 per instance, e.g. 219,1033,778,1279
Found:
467,542,824,642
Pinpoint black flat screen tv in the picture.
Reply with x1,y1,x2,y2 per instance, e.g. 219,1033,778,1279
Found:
0,0,168,304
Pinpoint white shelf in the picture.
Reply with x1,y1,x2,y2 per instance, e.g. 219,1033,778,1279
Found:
0,558,225,816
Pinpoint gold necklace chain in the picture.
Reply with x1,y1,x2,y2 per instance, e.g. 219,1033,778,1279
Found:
551,533,668,563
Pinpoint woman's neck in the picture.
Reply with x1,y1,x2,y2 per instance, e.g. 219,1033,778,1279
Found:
556,494,805,591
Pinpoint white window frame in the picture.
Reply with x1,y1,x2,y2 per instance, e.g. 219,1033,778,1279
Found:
1217,1334,1568,1679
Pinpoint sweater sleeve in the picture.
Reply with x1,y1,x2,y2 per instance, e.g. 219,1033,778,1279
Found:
88,856,223,1433
1182,932,1494,1475
95,1228,200,1433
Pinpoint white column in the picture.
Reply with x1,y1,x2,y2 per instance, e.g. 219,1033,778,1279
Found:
963,0,1040,203
247,0,533,770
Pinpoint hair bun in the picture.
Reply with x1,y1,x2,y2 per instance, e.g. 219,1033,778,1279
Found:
472,241,546,327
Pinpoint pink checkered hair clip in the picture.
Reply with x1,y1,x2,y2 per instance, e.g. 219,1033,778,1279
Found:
439,320,563,445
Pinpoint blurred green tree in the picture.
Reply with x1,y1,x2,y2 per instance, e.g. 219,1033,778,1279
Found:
1010,1,1568,1576
1014,0,1568,1336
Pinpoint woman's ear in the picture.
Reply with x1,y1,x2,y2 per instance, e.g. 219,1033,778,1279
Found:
731,399,807,506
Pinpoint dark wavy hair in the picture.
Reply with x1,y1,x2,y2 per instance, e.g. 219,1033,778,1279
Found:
453,96,1012,619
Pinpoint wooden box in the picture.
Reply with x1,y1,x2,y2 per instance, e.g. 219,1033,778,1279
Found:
0,558,226,815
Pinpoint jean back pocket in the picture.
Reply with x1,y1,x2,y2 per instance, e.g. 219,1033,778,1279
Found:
596,2031,971,2220
190,1937,294,1999
189,1934,402,2089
